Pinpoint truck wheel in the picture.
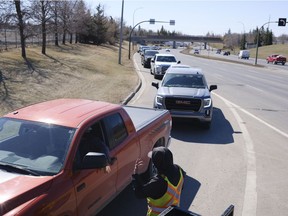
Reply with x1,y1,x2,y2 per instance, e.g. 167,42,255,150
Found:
282,62,285,65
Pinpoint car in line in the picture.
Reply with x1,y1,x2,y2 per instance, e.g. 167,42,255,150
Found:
150,53,180,79
141,50,159,68
152,66,217,129
266,54,286,65
138,45,151,56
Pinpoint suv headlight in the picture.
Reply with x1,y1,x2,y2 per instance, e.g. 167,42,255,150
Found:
156,65,162,73
203,98,212,108
156,95,164,106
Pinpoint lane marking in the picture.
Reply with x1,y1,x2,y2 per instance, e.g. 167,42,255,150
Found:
246,85,265,93
213,93,288,139
213,93,257,216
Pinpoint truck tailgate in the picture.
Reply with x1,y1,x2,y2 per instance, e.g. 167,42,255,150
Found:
123,106,169,131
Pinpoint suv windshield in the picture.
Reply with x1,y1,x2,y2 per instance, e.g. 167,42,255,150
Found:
145,50,158,56
162,74,205,88
156,56,177,62
0,117,75,176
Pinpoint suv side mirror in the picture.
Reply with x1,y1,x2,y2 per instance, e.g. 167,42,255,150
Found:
152,81,159,89
177,61,181,64
209,85,217,92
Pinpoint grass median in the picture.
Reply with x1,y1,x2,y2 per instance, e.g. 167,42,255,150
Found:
0,42,138,116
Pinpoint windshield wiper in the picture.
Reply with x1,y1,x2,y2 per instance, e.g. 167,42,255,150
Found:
0,162,40,176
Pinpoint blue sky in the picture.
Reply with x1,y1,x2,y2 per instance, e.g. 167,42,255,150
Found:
85,0,288,37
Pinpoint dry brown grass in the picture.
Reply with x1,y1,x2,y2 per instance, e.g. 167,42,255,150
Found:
0,42,138,116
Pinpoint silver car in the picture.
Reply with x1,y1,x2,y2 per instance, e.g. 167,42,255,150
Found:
152,66,217,128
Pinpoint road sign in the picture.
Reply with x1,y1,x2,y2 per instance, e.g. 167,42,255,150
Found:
149,19,155,24
170,20,175,25
278,18,286,26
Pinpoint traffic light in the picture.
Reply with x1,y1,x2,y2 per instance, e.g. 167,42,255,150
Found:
278,18,286,26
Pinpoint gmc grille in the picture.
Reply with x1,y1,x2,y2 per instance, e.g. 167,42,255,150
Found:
165,97,202,111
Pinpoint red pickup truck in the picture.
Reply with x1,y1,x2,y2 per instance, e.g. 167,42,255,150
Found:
0,99,172,215
266,54,286,65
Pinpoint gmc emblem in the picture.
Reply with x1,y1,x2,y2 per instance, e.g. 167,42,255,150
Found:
175,100,190,105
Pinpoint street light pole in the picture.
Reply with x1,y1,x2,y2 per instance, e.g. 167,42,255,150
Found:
118,0,124,65
133,7,143,27
132,7,143,51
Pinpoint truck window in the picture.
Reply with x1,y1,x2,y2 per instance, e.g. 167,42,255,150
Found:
103,113,128,149
76,122,109,163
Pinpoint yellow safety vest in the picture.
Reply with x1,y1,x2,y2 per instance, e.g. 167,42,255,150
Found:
147,168,184,216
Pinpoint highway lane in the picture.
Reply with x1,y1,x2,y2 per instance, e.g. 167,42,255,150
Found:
98,49,288,216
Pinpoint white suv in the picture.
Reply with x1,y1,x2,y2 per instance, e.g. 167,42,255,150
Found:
150,53,180,79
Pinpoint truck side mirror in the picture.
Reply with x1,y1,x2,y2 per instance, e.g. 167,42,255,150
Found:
177,61,181,64
81,152,108,169
152,81,159,89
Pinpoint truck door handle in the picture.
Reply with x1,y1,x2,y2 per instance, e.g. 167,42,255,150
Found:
77,183,86,192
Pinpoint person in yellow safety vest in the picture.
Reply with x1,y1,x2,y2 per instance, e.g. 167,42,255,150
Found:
132,147,186,216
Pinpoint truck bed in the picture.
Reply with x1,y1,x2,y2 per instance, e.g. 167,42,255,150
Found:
123,106,169,131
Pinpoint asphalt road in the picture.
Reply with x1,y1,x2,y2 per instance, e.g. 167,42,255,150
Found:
98,48,288,216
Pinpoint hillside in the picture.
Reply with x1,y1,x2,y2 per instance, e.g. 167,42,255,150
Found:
0,42,138,116
210,43,288,59
249,44,288,59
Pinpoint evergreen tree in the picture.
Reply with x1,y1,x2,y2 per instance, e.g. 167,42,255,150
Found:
240,33,246,50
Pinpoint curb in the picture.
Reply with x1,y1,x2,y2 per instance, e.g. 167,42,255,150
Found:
121,53,143,105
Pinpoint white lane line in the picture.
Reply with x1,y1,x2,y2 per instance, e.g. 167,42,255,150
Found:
213,93,257,216
247,85,265,93
214,93,288,139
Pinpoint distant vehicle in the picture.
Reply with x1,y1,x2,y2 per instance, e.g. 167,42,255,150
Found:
150,53,180,79
138,45,151,56
266,54,286,65
223,51,230,56
216,49,221,54
194,49,200,54
165,48,170,52
152,67,217,129
238,50,250,59
141,50,159,68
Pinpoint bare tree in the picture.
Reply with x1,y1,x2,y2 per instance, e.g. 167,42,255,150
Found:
277,34,288,44
49,1,61,46
14,0,27,58
30,0,52,54
58,1,77,45
73,0,89,43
